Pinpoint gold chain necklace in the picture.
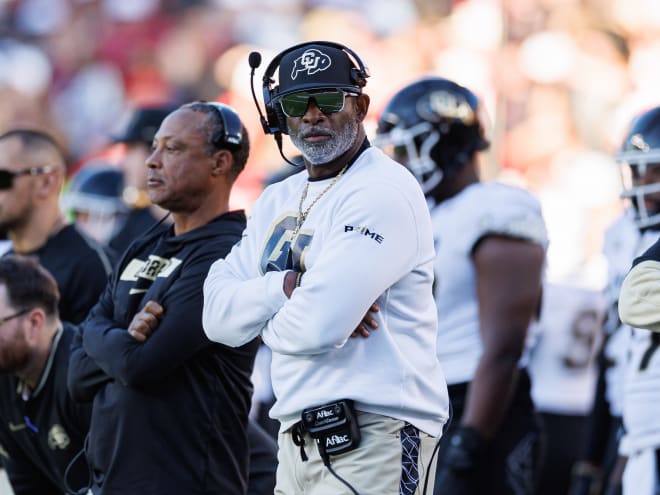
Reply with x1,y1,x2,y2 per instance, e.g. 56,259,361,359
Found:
292,163,349,238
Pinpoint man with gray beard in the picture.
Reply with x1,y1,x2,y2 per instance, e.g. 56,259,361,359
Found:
203,41,449,494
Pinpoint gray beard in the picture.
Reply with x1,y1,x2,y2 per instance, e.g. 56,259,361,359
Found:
290,118,359,166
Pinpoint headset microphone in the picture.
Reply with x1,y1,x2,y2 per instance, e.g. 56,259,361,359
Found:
248,51,270,135
248,50,261,70
248,50,300,168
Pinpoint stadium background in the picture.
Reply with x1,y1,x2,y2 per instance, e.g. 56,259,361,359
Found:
1,0,660,492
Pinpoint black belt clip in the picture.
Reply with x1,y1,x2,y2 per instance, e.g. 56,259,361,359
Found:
291,421,308,462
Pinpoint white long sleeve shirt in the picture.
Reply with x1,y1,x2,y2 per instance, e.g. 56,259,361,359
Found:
203,146,449,436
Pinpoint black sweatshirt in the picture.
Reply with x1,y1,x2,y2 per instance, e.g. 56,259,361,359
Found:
68,211,260,495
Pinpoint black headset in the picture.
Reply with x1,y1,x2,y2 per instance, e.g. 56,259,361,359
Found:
249,40,370,136
204,101,244,150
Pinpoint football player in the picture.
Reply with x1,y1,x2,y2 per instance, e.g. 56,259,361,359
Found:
528,282,605,495
568,208,640,495
61,164,129,247
376,77,548,495
611,106,660,495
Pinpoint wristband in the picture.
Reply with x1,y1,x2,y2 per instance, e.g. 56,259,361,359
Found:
294,272,303,288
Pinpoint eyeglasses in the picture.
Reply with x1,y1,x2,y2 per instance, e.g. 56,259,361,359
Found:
277,89,358,118
0,308,30,327
0,166,54,190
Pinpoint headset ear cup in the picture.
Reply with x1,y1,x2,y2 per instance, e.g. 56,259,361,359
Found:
274,104,288,135
350,67,366,87
205,102,243,149
264,103,281,135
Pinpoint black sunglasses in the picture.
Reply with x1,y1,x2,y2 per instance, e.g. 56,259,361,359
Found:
0,166,54,190
277,89,358,118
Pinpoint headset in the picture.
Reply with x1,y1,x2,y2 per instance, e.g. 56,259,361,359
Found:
248,40,370,137
203,101,244,151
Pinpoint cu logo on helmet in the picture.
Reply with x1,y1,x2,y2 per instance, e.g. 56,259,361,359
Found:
291,49,332,80
420,90,475,125
630,133,650,151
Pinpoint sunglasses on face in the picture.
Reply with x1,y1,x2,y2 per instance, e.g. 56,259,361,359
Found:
0,166,54,190
277,89,358,118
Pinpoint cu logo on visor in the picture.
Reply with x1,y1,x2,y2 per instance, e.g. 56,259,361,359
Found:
291,49,332,80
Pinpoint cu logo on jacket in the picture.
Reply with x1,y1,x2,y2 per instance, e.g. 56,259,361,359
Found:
48,424,71,450
291,49,332,79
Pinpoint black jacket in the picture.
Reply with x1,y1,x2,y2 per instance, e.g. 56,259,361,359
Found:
0,325,92,495
68,211,259,495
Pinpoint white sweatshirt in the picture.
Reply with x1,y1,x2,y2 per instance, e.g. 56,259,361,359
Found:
203,146,449,436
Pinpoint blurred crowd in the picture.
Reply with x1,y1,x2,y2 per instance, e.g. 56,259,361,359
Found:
0,0,659,285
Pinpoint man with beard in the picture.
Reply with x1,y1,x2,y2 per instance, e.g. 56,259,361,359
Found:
0,254,92,495
203,41,449,494
0,130,114,324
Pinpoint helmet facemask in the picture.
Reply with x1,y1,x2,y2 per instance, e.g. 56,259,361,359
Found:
617,147,660,230
374,121,444,194
375,77,490,198
61,166,129,244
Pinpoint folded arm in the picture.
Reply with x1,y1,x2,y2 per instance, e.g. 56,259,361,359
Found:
261,185,420,355
83,252,226,387
67,324,111,402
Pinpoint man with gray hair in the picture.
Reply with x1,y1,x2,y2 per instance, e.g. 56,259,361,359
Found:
203,41,449,494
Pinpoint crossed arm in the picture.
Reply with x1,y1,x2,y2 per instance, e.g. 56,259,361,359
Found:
69,255,218,397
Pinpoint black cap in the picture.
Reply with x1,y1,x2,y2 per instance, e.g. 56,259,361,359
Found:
112,106,176,146
275,44,365,100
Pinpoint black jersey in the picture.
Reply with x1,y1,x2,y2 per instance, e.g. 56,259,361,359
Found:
0,324,92,495
68,210,259,495
12,224,115,324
